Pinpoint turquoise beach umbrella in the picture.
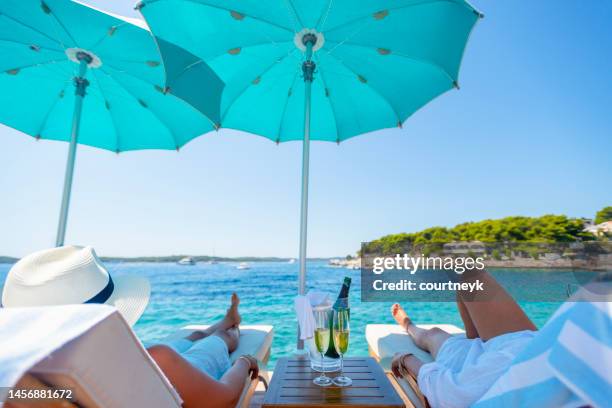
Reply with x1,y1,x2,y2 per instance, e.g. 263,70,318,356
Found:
139,0,481,314
0,0,224,246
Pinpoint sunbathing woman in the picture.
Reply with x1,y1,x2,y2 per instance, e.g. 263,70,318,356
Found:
3,246,258,408
147,293,259,408
390,270,537,408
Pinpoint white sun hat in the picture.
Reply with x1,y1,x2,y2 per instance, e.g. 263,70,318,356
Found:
1,246,150,326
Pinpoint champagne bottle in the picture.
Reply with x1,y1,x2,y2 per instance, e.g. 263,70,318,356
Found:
325,276,351,358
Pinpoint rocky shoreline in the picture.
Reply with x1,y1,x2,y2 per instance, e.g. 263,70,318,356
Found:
342,241,612,271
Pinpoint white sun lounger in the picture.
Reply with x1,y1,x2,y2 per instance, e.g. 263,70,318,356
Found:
366,324,464,408
2,305,273,408
4,308,181,408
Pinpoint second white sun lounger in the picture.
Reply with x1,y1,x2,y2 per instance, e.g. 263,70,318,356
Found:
366,323,464,408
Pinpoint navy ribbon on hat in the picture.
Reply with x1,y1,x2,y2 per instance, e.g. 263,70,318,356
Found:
1,275,114,308
84,275,114,304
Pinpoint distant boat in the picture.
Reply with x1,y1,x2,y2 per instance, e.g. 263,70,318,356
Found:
177,257,195,265
288,258,296,264
209,248,218,264
328,259,342,267
237,262,250,270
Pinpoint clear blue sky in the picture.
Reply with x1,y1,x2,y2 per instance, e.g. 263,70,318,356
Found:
1,1,610,258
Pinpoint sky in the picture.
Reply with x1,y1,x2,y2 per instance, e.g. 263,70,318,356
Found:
0,1,610,258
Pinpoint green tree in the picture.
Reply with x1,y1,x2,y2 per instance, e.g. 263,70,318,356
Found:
363,213,595,256
595,206,612,225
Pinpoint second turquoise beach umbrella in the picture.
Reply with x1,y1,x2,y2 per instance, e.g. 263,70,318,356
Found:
0,0,224,246
139,0,481,307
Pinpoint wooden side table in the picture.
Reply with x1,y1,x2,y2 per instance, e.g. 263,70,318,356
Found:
263,356,405,407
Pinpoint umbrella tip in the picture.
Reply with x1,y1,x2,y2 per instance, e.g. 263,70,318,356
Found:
35,135,41,141
176,146,180,152
134,2,144,11
397,121,403,129
473,9,485,19
214,123,221,131
154,85,170,94
453,81,460,90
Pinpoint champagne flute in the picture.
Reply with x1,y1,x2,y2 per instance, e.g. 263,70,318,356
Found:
313,309,332,386
332,308,352,386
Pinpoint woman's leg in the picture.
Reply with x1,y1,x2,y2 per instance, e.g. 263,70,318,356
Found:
456,293,479,339
391,304,451,358
458,270,536,341
146,294,246,407
186,293,241,342
150,293,241,359
210,326,240,353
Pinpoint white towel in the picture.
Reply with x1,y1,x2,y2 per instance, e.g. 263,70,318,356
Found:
295,291,331,340
0,304,115,388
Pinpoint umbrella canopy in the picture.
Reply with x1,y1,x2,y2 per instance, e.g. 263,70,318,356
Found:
0,0,224,246
139,0,481,142
139,0,481,319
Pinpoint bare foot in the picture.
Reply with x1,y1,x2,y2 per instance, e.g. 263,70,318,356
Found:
227,293,242,327
186,293,242,341
391,303,412,330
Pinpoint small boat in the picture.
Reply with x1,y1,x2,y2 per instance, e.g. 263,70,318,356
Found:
288,258,296,264
209,248,218,264
237,262,250,270
328,259,342,267
177,257,195,265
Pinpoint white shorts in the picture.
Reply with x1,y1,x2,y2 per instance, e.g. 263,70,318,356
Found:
437,330,536,372
163,335,231,380
417,330,536,408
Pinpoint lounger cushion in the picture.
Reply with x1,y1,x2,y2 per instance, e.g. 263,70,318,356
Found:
162,325,274,364
366,324,464,369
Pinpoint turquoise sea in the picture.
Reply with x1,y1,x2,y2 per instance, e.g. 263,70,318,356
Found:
0,261,586,367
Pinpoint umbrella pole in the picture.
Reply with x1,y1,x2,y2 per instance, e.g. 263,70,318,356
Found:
55,55,91,247
297,35,317,349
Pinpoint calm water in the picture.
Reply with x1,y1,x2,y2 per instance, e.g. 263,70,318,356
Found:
0,261,579,367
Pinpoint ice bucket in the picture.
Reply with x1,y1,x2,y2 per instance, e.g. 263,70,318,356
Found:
307,305,341,372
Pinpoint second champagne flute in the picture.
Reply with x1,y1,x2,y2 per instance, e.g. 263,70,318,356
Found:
332,308,352,386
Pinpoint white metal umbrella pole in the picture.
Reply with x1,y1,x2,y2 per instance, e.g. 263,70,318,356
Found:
297,33,317,349
55,52,91,247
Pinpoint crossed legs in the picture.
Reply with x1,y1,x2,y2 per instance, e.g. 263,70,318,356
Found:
183,293,241,349
146,294,252,408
